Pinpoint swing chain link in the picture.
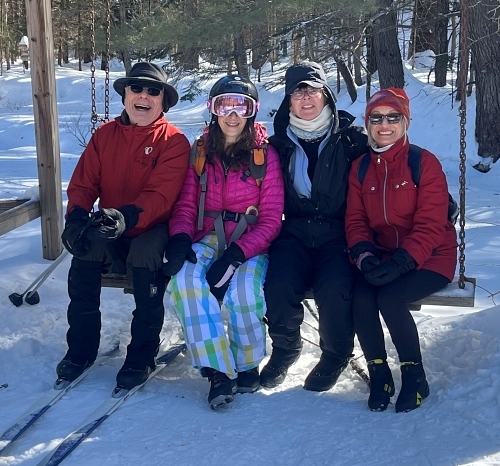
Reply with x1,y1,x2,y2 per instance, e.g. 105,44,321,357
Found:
104,0,111,121
90,0,97,134
457,0,469,290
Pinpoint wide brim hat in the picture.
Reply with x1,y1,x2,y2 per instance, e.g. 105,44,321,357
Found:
113,62,179,112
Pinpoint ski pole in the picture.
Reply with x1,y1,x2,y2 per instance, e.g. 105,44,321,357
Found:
9,249,69,307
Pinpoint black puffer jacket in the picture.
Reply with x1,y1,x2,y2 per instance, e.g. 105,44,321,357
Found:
269,89,368,248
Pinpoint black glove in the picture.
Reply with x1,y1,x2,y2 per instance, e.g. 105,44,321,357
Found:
86,208,126,242
206,243,245,300
162,233,197,277
117,204,142,231
359,255,381,273
364,248,416,286
349,241,378,261
61,207,91,257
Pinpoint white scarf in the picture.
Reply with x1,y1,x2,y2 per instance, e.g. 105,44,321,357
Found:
289,105,333,133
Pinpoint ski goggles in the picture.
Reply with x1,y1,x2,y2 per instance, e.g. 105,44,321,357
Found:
127,84,163,97
207,93,258,118
368,113,403,125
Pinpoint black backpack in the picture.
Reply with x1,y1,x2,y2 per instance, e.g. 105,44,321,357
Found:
357,144,459,225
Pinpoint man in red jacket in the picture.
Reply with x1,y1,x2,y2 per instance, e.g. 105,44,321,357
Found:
57,62,190,390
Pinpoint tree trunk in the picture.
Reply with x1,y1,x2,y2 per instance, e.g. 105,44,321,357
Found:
372,0,404,88
409,0,436,57
233,32,249,78
121,49,132,74
434,0,449,87
292,31,302,63
334,53,358,103
366,26,377,76
353,31,363,86
469,0,500,163
118,0,131,72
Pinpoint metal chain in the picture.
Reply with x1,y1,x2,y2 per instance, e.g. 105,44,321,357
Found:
457,0,469,289
90,0,97,134
104,0,111,121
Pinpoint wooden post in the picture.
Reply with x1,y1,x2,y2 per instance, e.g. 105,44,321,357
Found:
25,0,63,259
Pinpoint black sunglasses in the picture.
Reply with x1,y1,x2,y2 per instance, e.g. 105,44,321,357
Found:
368,113,402,125
128,84,163,97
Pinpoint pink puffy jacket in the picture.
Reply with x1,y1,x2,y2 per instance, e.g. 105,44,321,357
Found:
169,123,284,259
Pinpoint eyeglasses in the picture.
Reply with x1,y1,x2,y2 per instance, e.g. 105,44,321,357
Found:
290,88,323,100
127,84,163,97
207,93,258,118
368,113,403,125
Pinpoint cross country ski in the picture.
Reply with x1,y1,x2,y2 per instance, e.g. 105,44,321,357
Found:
35,342,186,466
0,340,119,454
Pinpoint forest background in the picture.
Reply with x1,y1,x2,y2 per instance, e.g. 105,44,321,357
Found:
0,0,498,167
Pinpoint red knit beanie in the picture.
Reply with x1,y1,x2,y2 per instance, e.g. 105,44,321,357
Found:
365,87,410,127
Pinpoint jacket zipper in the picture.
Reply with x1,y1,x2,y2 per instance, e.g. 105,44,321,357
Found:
379,155,399,248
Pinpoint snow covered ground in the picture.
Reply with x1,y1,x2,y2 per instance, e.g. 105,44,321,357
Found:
0,59,499,466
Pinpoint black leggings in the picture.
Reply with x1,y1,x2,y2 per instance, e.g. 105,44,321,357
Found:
352,269,449,363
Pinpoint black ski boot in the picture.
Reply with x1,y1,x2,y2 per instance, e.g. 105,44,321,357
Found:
367,359,395,411
56,356,92,382
395,361,430,413
260,347,302,388
303,353,349,392
237,367,260,394
260,329,302,388
116,268,165,390
116,363,153,390
206,368,237,409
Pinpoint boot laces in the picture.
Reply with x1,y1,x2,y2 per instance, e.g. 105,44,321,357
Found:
208,369,229,388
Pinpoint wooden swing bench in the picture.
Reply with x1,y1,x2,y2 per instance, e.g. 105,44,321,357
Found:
0,198,41,237
101,273,476,309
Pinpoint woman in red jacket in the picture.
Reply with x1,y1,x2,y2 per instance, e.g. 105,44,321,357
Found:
163,76,284,410
345,88,457,413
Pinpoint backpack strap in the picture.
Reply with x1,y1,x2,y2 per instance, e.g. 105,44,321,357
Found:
205,208,258,258
357,152,372,184
190,137,208,230
191,137,206,177
408,144,422,186
192,140,266,256
249,143,267,186
357,144,423,186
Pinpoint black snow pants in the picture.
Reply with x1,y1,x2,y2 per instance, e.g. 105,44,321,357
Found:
352,268,449,363
264,234,356,365
65,224,168,367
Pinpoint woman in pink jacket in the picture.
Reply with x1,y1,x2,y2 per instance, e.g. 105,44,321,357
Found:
346,88,457,413
163,76,284,410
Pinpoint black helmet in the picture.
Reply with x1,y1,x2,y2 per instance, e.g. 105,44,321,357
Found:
209,75,259,101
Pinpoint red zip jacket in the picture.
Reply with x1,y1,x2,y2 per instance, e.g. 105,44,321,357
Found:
346,138,457,281
67,112,190,237
169,123,284,259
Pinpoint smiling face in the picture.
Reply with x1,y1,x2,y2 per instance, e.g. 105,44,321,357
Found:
368,105,406,147
124,85,164,126
217,111,247,146
289,86,326,121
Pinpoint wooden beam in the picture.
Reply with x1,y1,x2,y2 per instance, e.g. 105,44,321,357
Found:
25,0,63,260
101,275,476,308
0,199,41,236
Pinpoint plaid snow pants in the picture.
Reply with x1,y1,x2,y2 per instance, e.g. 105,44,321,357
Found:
166,233,268,379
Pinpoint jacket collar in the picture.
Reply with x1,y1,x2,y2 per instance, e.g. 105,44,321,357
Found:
371,137,410,164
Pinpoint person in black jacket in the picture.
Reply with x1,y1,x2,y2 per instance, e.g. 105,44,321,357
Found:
261,61,368,391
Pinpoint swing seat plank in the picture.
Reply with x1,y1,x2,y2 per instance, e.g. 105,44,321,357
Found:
411,276,476,307
101,274,476,308
304,276,475,308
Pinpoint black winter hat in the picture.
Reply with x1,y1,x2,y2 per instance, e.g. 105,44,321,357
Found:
285,61,329,95
113,62,179,112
